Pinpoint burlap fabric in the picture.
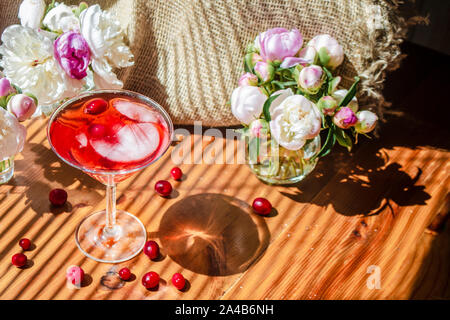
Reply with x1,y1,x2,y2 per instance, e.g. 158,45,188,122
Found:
1,0,415,126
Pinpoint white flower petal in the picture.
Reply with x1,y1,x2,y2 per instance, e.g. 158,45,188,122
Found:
80,5,133,88
0,25,83,105
42,3,80,32
231,86,267,125
269,95,321,150
0,108,27,160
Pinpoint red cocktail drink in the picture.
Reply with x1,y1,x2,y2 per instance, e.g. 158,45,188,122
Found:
48,90,173,263
50,93,170,183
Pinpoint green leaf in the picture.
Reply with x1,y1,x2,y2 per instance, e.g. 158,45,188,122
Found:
318,47,330,67
11,83,22,94
272,81,297,89
244,57,251,73
5,93,15,105
45,0,57,16
323,66,333,80
334,127,353,151
262,93,281,122
322,66,334,95
0,96,7,109
313,126,336,160
338,76,360,107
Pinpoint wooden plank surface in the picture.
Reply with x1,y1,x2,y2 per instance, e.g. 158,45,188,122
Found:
0,109,448,299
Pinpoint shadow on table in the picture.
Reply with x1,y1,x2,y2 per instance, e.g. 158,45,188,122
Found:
279,140,432,217
12,142,103,216
156,193,270,276
278,40,450,217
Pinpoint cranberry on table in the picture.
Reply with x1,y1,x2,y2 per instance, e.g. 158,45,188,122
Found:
19,238,31,251
155,180,172,197
84,98,108,115
143,240,160,260
252,197,272,216
66,266,85,285
49,188,68,207
142,271,159,289
170,167,183,180
118,267,131,281
171,273,186,290
11,253,27,267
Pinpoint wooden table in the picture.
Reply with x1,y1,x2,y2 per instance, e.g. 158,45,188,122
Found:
0,108,448,300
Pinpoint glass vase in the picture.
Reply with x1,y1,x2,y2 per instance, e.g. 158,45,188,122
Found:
0,156,14,184
245,135,320,185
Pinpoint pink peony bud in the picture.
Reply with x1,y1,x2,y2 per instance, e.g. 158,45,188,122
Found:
254,61,274,83
249,118,270,139
298,46,317,65
54,31,91,80
317,96,338,115
238,73,258,87
7,94,37,121
307,34,344,70
258,28,303,63
245,52,263,70
333,107,357,129
0,78,15,97
298,65,324,94
355,110,378,133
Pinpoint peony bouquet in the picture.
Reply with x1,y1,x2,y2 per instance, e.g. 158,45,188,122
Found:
231,28,378,184
0,0,134,116
0,75,29,183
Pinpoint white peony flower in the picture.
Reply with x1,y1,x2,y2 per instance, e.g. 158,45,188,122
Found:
0,25,83,105
43,3,80,33
0,108,27,161
269,88,294,115
270,95,321,150
80,5,134,89
231,86,267,125
18,0,45,29
332,89,358,112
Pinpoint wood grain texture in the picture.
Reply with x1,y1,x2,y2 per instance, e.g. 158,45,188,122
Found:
0,111,448,300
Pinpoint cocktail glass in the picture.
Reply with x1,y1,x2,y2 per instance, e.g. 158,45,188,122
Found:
47,89,173,263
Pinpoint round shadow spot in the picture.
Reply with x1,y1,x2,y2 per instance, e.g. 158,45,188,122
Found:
158,193,270,276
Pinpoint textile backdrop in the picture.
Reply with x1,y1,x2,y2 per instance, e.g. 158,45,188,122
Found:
0,0,413,126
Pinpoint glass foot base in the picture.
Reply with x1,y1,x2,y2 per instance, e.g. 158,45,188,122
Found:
75,210,147,263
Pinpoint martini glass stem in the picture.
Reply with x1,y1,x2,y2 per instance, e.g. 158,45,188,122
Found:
105,183,117,229
104,175,119,239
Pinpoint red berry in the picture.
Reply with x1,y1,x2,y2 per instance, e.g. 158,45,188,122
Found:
170,167,183,180
118,267,131,281
11,253,27,267
84,98,108,115
66,266,85,285
143,240,160,260
49,188,67,207
19,238,31,251
142,271,159,289
171,273,186,290
155,180,172,197
252,197,272,215
88,124,106,138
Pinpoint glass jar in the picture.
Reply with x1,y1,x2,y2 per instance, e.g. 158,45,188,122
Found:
245,135,320,185
0,156,14,184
